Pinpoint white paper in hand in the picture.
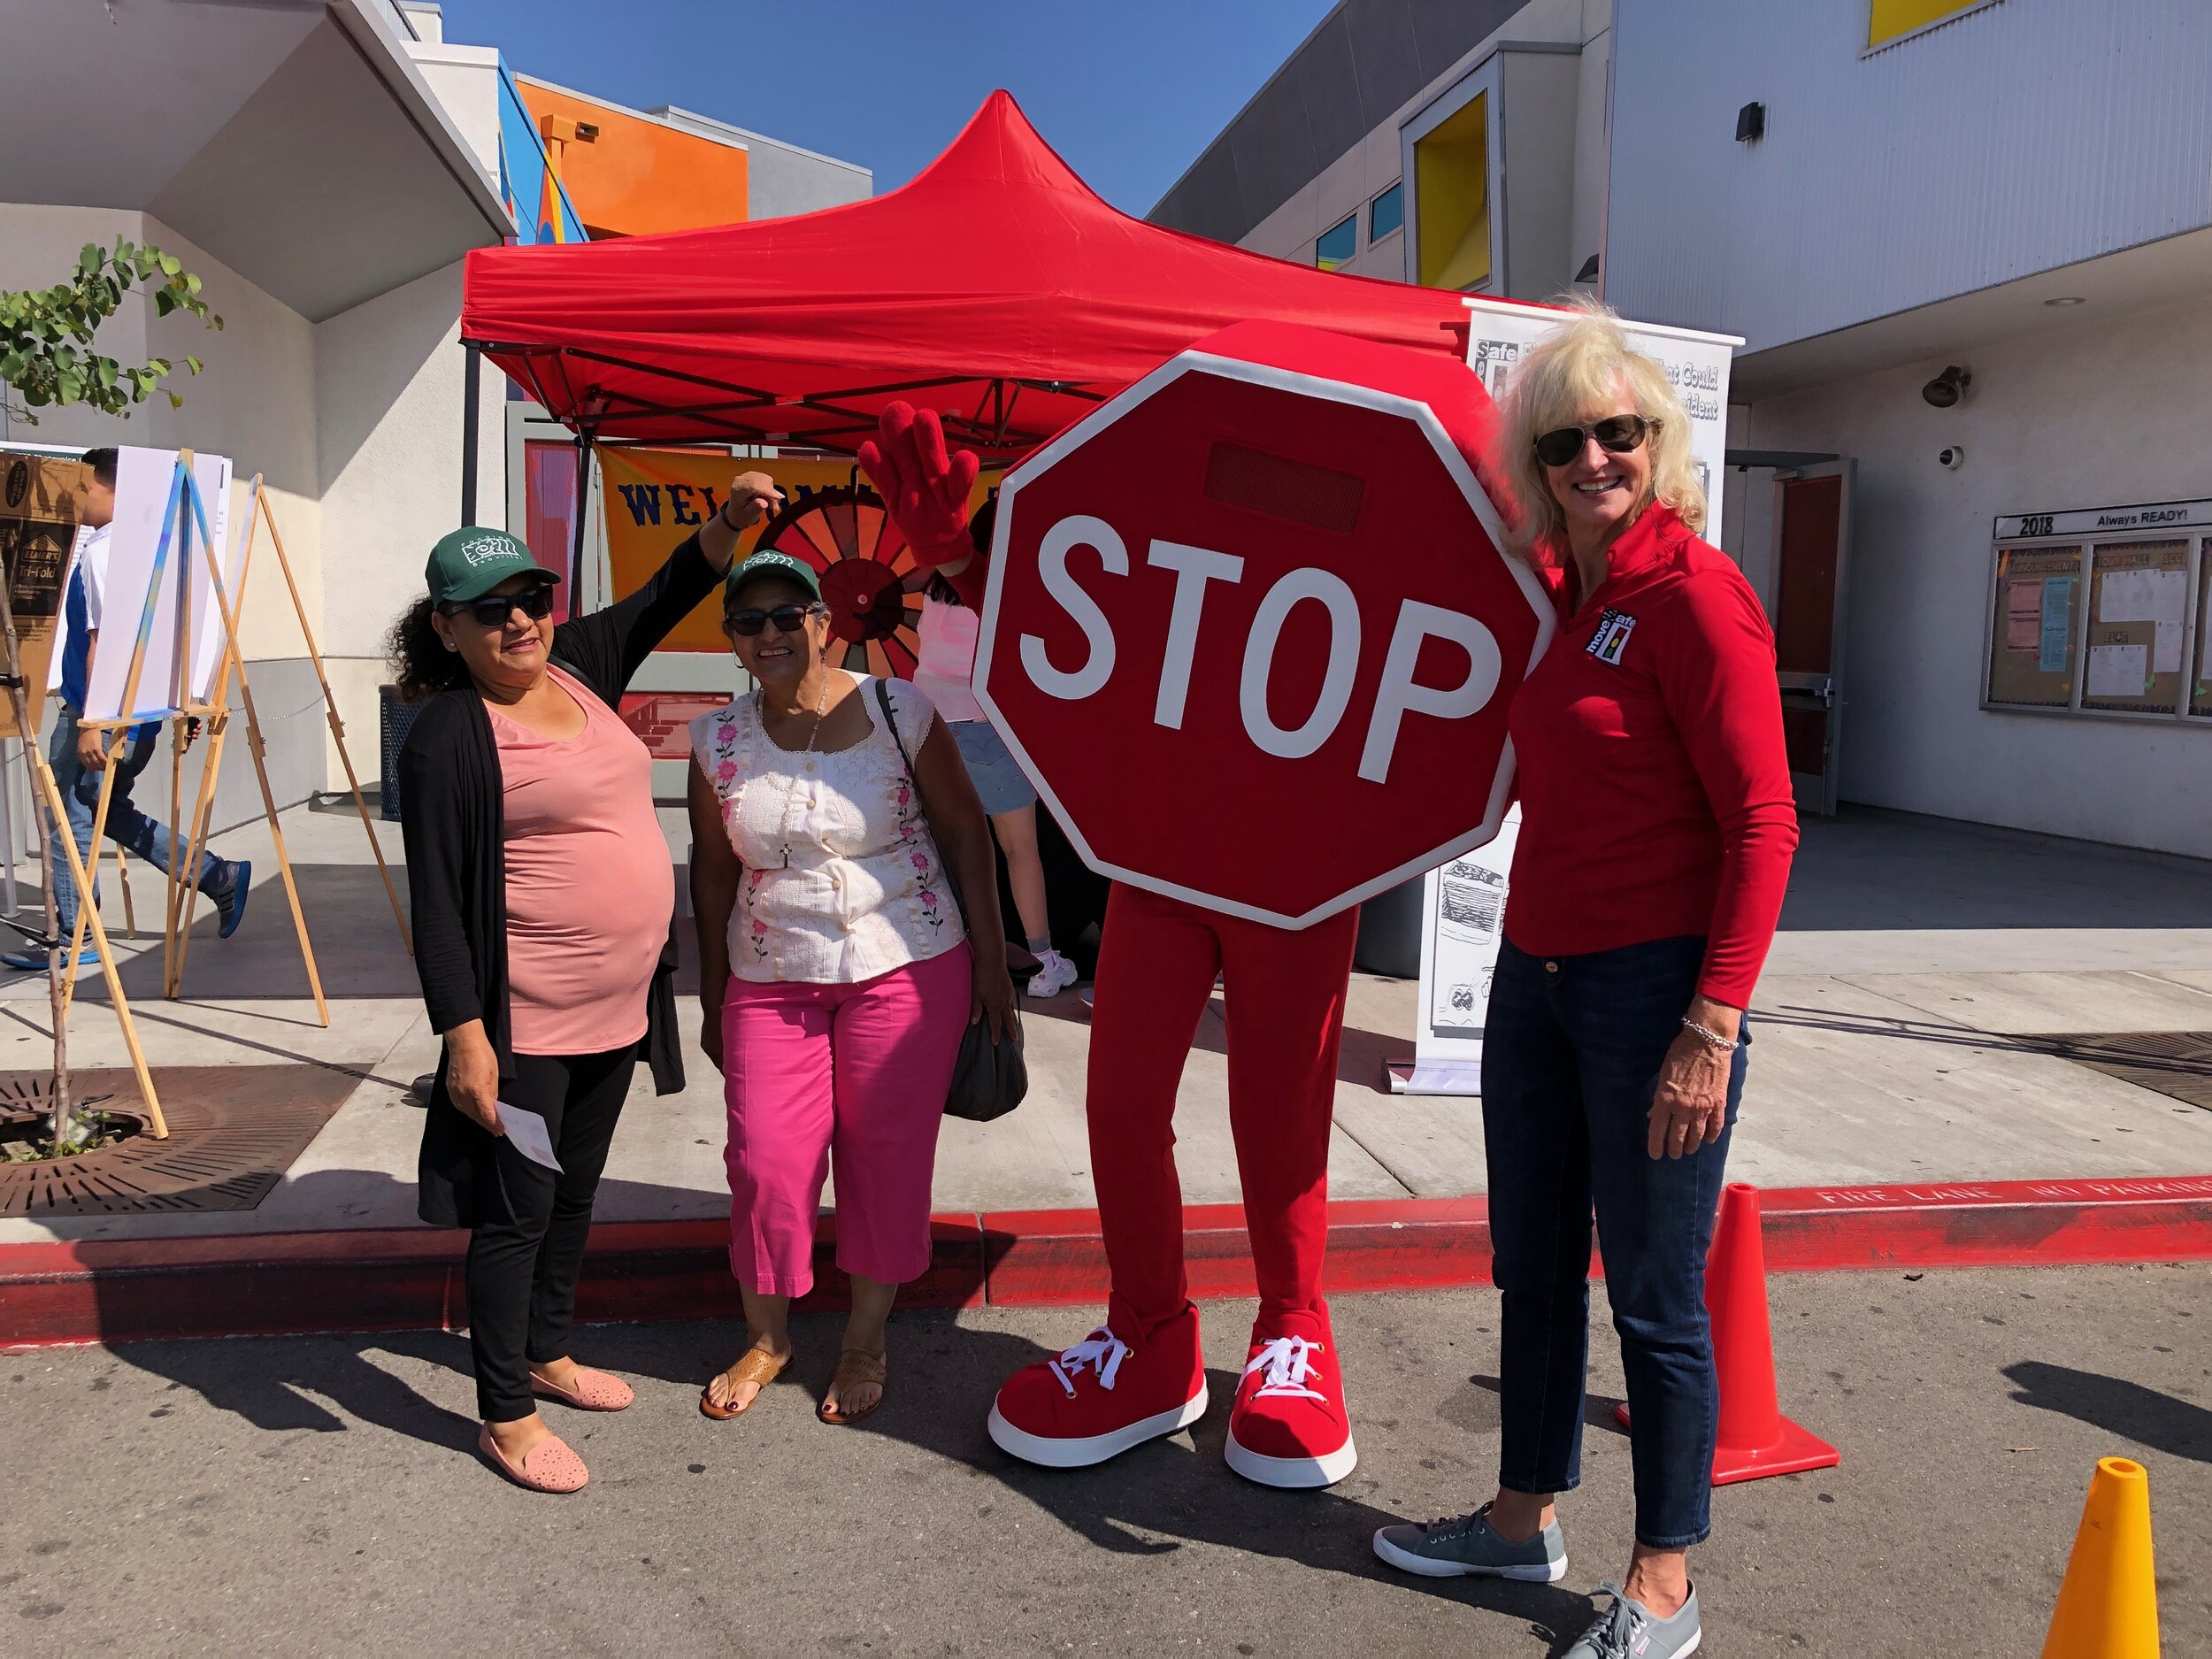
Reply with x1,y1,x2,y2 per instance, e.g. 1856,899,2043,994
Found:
495,1102,563,1171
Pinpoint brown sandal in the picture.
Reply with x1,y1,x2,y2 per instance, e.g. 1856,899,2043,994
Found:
699,1343,789,1420
818,1347,888,1426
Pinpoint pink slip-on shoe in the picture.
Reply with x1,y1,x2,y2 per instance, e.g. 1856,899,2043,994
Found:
477,1424,589,1494
530,1366,634,1412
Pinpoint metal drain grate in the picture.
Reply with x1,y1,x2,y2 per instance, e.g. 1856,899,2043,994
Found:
0,1066,357,1216
2016,1031,2212,1111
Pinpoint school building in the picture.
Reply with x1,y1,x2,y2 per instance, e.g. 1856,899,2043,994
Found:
1153,0,2212,860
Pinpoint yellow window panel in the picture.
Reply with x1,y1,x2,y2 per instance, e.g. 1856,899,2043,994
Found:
1414,90,1490,291
1869,0,1996,48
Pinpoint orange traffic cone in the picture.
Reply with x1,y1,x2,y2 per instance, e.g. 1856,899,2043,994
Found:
2042,1456,2160,1658
1614,1182,1839,1485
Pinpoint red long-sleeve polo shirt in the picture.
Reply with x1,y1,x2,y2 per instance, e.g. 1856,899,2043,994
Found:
1502,504,1798,1008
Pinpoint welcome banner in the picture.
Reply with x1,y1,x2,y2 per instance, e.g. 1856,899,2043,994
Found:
598,449,867,653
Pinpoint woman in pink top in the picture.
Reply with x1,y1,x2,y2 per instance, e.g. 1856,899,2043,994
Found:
391,472,780,1494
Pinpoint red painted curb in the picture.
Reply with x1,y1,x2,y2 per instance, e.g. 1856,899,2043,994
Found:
3,1175,2208,1348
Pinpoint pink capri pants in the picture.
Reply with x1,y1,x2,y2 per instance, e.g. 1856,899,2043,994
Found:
721,942,972,1296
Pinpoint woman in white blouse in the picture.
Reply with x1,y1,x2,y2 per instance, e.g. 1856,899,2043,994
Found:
689,550,1014,1425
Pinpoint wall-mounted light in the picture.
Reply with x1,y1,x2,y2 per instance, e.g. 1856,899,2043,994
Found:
1735,102,1766,142
1922,365,1971,408
1575,254,1600,282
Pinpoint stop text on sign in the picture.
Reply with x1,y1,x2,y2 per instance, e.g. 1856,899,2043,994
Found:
1017,513,1502,786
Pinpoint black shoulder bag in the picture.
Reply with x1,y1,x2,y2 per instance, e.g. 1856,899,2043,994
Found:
873,678,1028,1123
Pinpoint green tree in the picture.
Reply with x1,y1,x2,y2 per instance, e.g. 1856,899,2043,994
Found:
0,237,223,426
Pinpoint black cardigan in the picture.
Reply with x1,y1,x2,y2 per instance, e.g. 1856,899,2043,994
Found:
401,531,718,1227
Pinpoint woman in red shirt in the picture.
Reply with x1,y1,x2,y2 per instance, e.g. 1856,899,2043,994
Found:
1371,303,1795,1659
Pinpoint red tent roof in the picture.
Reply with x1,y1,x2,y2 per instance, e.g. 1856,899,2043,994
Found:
463,90,1513,460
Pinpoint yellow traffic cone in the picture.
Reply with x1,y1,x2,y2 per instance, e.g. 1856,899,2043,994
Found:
2042,1456,2160,1658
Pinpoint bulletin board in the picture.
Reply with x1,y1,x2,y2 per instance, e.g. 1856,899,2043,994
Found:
1985,545,2081,708
2082,540,2189,714
1986,498,2211,724
2195,539,2212,718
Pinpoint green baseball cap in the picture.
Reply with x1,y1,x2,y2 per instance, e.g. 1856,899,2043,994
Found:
725,549,822,605
426,526,561,606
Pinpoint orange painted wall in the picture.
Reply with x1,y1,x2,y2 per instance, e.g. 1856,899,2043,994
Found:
517,80,748,237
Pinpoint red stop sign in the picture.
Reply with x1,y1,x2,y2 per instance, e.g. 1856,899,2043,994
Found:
975,320,1555,929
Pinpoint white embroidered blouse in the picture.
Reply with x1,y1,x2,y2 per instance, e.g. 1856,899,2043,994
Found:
689,673,965,984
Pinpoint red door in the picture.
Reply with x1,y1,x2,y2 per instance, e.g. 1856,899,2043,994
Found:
1771,462,1853,815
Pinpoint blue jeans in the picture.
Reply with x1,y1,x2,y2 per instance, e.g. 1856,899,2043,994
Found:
1481,935,1747,1550
45,702,224,939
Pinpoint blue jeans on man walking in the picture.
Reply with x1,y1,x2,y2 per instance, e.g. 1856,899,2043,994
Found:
42,701,234,943
1480,934,1747,1551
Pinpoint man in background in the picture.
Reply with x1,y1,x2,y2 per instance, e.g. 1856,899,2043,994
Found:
4,448,250,970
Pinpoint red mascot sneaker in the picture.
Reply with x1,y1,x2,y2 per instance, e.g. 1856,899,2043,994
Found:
987,1305,1208,1467
1224,1308,1357,1488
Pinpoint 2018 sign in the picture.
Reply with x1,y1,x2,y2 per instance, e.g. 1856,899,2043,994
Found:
976,320,1554,929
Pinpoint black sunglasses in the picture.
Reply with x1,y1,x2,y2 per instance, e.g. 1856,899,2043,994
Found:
726,603,825,638
444,584,553,628
1532,414,1655,469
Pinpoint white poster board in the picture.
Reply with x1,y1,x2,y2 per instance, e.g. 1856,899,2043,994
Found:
79,447,234,723
1397,302,1740,1094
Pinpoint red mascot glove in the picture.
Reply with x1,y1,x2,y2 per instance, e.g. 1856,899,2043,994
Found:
858,403,989,611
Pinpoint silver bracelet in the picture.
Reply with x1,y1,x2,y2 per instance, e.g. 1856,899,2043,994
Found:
1680,1016,1736,1051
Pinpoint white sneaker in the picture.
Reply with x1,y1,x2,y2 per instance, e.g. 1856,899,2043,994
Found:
1026,949,1079,1000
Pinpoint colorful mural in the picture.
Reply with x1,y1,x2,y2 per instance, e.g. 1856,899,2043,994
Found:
495,61,588,246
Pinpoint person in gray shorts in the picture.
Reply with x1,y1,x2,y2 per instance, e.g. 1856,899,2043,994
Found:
910,514,1079,1000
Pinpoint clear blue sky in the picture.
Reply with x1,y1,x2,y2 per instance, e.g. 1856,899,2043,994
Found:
434,0,1335,216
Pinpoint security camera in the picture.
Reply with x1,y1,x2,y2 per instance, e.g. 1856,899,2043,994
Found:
1923,365,1971,408
1938,444,1965,471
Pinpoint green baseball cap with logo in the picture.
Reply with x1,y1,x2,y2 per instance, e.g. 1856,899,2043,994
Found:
426,526,561,607
724,549,822,605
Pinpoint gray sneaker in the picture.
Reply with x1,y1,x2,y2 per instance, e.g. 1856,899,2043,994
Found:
1563,1583,1701,1658
1371,1502,1567,1581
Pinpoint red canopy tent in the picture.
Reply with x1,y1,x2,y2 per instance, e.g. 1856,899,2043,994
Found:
461,90,1511,463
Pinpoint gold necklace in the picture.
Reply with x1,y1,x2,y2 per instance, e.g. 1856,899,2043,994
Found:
767,672,833,869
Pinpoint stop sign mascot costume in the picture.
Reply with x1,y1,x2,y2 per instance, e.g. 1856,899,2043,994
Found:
860,321,1550,1488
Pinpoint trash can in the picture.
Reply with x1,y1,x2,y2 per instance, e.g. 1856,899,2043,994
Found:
1353,872,1425,980
379,685,424,822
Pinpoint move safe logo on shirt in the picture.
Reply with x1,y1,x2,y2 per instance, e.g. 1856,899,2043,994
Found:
1586,608,1637,666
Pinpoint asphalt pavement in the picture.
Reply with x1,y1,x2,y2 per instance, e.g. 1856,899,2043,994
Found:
4,1263,2208,1656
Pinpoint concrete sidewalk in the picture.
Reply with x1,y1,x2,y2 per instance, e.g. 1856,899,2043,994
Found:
2,802,2209,1247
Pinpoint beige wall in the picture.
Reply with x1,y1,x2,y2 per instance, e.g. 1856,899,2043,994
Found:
1746,296,2212,858
0,204,322,668
3,204,501,806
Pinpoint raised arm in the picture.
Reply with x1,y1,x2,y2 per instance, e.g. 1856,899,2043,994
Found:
556,470,783,697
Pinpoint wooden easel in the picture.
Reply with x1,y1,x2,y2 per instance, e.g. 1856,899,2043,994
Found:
56,458,405,1033
165,474,409,999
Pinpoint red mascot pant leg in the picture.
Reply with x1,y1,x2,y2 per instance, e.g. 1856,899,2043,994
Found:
1217,903,1359,1321
1085,883,1223,1339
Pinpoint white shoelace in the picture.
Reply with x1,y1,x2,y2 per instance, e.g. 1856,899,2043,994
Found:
1242,1335,1327,1402
1048,1327,1130,1397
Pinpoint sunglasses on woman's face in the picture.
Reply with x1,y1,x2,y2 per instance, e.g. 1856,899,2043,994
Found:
446,584,554,628
1533,413,1655,469
726,603,824,638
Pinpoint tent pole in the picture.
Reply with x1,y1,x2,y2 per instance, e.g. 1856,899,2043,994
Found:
569,426,594,603
460,339,483,526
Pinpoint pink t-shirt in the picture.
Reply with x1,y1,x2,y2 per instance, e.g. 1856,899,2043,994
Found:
490,664,674,1056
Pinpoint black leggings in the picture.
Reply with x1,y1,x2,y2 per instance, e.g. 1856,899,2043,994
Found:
465,1045,637,1421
